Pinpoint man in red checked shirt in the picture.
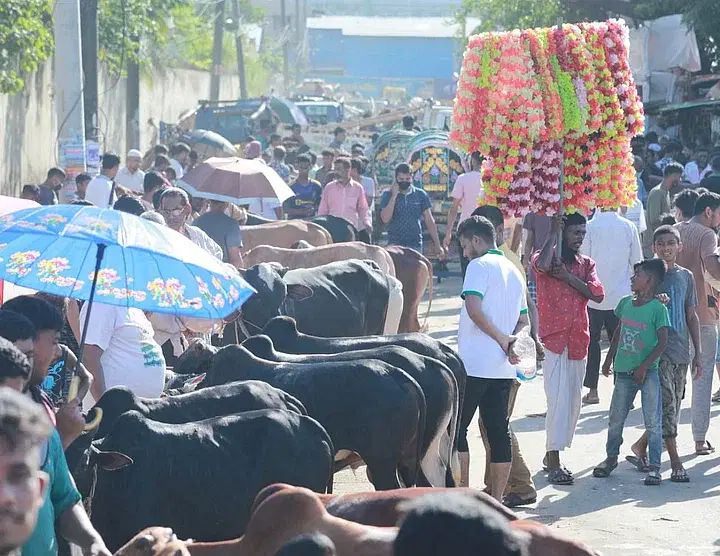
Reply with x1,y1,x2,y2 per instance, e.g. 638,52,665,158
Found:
533,213,605,486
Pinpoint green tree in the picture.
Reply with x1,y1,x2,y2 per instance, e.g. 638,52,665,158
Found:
98,0,187,74
0,0,54,94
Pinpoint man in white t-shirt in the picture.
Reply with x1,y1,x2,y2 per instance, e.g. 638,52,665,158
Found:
81,303,166,405
169,142,190,180
85,152,122,208
456,215,528,501
114,149,146,193
443,152,484,277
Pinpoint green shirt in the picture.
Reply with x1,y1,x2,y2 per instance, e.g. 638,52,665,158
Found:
22,430,82,556
613,295,671,373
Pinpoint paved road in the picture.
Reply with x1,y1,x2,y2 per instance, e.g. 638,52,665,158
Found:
334,273,720,556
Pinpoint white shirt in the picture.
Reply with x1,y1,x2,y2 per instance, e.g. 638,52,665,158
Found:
169,158,185,180
458,250,527,379
450,171,484,226
361,176,376,223
620,199,646,235
581,211,642,311
115,166,146,193
81,303,166,401
183,224,223,260
684,161,712,185
245,199,281,220
85,174,116,208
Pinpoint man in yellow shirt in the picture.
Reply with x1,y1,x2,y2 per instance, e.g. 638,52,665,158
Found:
472,205,542,507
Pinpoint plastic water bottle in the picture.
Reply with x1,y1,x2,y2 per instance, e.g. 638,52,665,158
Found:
513,328,537,381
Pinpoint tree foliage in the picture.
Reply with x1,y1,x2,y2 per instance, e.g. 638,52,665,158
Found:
0,0,54,95
98,0,187,75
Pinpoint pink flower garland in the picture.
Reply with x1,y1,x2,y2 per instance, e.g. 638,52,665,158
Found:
451,19,643,216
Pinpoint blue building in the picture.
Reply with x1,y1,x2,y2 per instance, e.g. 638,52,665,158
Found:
305,16,480,99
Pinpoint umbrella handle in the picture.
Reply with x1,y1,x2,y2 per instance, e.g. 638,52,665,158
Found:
64,244,107,401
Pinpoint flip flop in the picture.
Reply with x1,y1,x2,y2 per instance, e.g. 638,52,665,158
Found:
670,468,690,483
626,454,650,472
644,470,662,486
593,460,618,478
696,441,715,456
582,393,600,405
548,467,574,485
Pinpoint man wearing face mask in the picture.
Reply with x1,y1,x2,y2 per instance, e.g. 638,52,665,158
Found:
380,164,445,256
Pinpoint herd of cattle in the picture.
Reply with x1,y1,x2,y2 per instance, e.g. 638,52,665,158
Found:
61,214,599,555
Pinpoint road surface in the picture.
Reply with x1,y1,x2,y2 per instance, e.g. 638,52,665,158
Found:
334,272,720,556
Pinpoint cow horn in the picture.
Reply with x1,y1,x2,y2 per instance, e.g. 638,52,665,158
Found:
84,408,103,431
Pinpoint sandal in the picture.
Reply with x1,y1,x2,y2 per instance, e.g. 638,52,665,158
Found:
625,454,650,472
670,468,690,483
502,493,537,508
582,393,600,405
542,456,573,475
547,467,574,485
712,389,720,403
696,441,715,456
592,459,618,478
644,470,662,486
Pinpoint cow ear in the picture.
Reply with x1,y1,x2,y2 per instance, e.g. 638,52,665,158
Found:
91,448,134,471
182,373,206,392
286,284,313,302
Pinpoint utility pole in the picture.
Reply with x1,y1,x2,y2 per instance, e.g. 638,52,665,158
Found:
126,54,141,151
295,0,301,84
231,0,248,99
281,0,289,93
54,0,87,201
210,0,226,101
79,0,98,143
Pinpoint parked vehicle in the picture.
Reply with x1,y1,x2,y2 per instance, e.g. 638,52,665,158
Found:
367,129,417,186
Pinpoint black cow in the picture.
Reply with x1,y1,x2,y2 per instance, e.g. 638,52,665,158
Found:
84,409,334,551
262,316,467,408
224,260,391,345
261,316,467,485
243,335,457,488
310,215,357,243
89,380,307,440
203,344,426,491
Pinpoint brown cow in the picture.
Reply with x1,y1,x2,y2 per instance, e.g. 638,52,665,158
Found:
239,221,332,254
250,484,516,527
385,246,433,333
185,487,396,556
242,242,396,277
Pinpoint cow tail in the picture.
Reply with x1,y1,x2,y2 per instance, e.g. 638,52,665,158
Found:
323,425,336,494
445,367,460,488
401,372,426,488
420,254,434,332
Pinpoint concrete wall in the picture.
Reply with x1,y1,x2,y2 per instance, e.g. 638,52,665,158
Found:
0,62,241,196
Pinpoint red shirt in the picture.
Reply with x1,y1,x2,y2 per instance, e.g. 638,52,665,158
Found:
532,252,605,360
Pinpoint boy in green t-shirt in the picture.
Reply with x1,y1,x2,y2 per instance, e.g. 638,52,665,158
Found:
593,259,670,486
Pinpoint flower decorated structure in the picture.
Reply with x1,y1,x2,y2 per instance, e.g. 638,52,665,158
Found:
450,19,643,216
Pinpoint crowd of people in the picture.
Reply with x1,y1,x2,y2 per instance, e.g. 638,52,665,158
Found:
450,132,720,508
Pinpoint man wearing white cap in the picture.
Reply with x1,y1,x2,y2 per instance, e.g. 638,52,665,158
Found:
114,149,146,193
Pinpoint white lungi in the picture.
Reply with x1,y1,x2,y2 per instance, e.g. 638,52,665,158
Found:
383,276,404,335
544,347,586,451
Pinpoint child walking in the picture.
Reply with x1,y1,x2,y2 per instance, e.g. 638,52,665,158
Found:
627,225,701,482
593,258,670,485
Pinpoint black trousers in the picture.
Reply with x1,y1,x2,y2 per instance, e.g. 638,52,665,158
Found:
584,308,620,390
458,377,513,463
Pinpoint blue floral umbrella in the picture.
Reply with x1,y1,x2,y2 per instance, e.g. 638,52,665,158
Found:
0,205,256,368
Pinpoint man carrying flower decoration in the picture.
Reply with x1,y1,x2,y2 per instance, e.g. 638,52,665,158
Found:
533,213,605,485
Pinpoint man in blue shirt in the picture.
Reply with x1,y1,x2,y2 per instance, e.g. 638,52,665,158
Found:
284,154,323,219
380,163,446,256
